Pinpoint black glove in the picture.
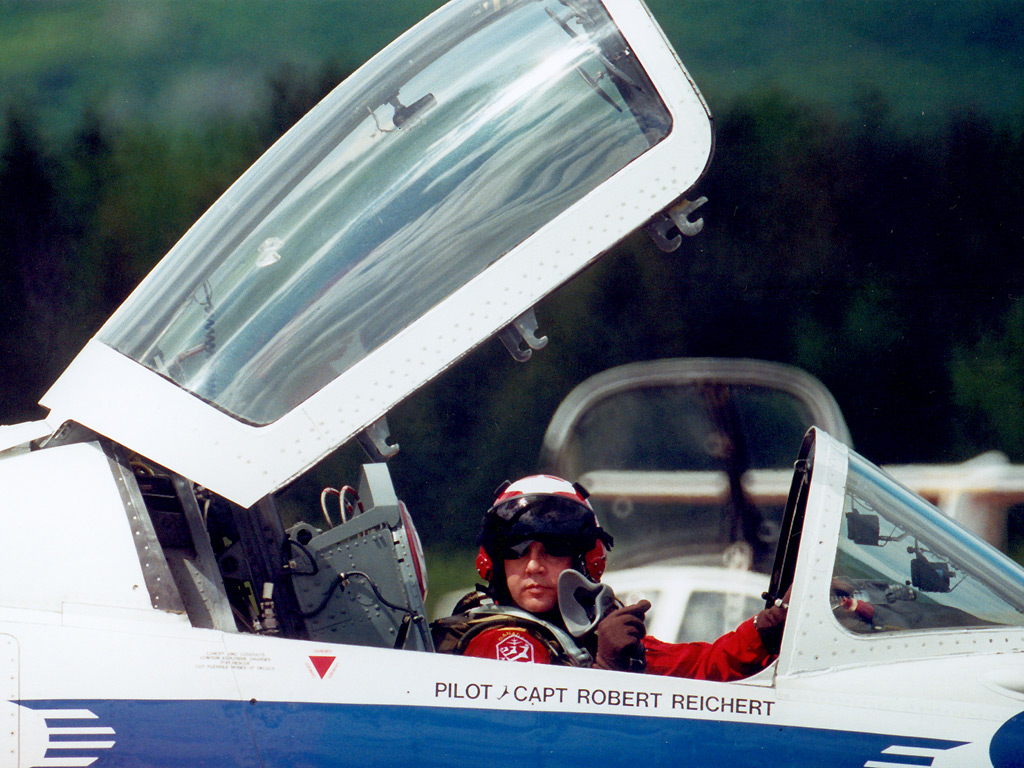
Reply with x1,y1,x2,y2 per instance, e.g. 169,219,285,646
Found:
594,600,650,672
753,588,791,654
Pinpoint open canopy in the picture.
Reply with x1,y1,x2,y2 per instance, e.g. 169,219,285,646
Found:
41,0,713,506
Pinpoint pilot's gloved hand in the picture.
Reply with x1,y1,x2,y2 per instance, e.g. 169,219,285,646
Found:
595,600,650,672
830,578,855,598
753,587,791,654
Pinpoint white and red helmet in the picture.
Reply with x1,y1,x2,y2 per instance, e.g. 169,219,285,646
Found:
476,475,613,588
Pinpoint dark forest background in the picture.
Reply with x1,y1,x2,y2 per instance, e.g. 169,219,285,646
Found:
2,1,1024,567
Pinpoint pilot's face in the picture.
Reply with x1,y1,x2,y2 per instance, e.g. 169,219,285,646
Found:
505,540,572,614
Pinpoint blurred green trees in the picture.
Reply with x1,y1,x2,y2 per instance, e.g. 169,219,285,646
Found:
0,61,337,422
1,68,1023,549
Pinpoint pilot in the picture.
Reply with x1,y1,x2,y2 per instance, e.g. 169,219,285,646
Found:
431,475,788,680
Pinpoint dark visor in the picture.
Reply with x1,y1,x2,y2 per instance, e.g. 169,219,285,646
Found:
488,495,602,558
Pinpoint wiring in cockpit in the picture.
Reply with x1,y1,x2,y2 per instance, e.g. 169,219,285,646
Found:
319,485,363,528
285,535,425,647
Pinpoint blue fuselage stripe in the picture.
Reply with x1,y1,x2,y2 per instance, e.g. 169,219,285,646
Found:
18,699,967,768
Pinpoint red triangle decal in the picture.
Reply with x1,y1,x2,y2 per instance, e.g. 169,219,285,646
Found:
309,655,336,679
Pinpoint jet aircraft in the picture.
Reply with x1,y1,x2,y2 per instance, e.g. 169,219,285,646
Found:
2,1,1024,766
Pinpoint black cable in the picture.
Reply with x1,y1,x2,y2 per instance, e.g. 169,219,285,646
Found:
342,571,417,616
284,538,319,576
286,538,426,640
394,615,412,649
299,576,347,618
296,568,427,640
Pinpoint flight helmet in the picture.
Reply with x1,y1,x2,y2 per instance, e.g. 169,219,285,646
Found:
476,474,613,600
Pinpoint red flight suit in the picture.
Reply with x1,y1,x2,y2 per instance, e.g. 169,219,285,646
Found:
642,617,774,681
